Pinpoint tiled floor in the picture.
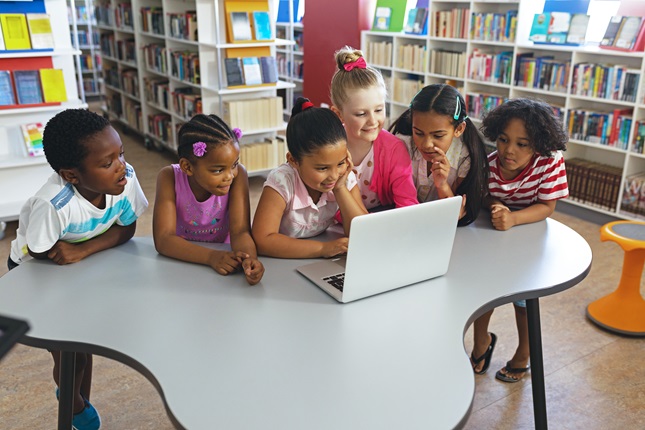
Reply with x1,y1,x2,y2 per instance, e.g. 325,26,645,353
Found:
1,125,644,429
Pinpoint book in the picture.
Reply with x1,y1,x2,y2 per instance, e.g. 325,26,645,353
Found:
546,12,570,44
404,7,428,34
565,13,589,45
242,57,262,85
20,122,45,157
252,11,271,41
259,56,278,83
529,13,551,43
0,70,15,105
230,12,252,41
39,69,67,102
0,21,4,50
615,16,643,50
13,70,42,104
26,14,54,49
225,57,244,86
601,16,625,46
373,7,391,31
404,8,418,33
0,14,31,50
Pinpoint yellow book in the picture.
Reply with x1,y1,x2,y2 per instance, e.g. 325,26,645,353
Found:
0,14,32,50
26,14,54,49
39,69,67,102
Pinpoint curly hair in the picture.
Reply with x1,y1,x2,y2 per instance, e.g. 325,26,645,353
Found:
43,109,111,172
287,97,347,161
177,114,238,162
330,45,387,108
481,98,567,156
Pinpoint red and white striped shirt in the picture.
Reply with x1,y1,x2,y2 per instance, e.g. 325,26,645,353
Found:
488,150,569,208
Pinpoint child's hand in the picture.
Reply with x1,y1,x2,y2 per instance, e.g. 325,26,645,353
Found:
242,257,264,285
208,250,246,275
322,237,349,258
458,194,467,219
429,147,451,190
490,204,514,231
47,241,86,265
333,151,353,192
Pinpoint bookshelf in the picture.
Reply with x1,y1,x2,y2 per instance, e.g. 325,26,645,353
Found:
0,0,86,222
70,0,101,99
276,0,304,118
94,0,295,177
361,0,645,221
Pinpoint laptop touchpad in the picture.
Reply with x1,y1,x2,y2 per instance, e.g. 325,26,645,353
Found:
332,256,347,268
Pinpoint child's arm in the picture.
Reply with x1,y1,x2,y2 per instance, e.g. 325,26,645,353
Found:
227,165,264,285
491,199,556,231
389,141,419,207
152,166,245,276
431,146,456,199
333,155,368,235
29,222,136,265
252,187,348,258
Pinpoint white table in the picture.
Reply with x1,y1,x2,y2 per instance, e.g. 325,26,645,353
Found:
0,216,592,429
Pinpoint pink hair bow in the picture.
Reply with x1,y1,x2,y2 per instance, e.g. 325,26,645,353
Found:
343,57,367,71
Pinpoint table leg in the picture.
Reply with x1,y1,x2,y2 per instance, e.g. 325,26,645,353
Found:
58,351,76,430
526,298,547,430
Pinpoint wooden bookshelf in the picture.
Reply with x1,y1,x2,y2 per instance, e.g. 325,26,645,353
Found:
361,0,645,221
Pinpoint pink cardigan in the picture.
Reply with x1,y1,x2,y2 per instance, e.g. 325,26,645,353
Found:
369,130,418,208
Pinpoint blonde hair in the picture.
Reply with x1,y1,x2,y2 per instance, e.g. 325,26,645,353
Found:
330,46,386,108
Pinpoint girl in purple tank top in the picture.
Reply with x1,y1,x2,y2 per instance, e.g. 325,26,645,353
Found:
152,114,264,285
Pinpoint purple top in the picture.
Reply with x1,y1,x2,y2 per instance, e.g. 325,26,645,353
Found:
173,164,230,243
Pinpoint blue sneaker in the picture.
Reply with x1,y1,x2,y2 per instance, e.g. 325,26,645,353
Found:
72,399,101,430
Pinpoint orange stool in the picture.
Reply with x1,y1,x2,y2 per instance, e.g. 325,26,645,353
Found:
587,221,645,336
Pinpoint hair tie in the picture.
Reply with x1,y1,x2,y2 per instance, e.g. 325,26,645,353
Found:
193,141,207,157
302,101,314,110
453,95,462,121
232,128,243,140
343,57,367,71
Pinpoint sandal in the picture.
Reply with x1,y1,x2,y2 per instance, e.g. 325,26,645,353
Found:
495,361,530,383
471,332,497,375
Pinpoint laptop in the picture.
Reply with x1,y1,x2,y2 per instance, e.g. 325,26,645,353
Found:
296,196,462,303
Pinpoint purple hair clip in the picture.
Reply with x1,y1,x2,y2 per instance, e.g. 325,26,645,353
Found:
232,127,243,140
193,141,207,157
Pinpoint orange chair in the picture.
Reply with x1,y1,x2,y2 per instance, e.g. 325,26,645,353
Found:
587,221,645,335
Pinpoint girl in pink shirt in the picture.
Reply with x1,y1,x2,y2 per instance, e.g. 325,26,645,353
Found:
252,97,368,258
330,46,418,211
153,114,264,285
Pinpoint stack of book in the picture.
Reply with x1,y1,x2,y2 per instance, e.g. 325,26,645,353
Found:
567,108,633,149
397,44,426,73
631,121,645,154
170,50,200,84
430,50,467,78
222,97,283,131
167,11,197,41
571,63,640,102
392,76,423,104
100,33,115,58
430,8,469,39
468,49,513,85
566,158,622,212
120,69,139,98
115,3,134,29
172,87,202,119
141,7,164,35
143,77,170,109
143,44,168,74
124,100,142,131
148,113,171,141
116,39,136,63
225,56,277,87
366,40,392,68
470,10,518,43
514,53,570,93
239,137,286,172
465,92,506,120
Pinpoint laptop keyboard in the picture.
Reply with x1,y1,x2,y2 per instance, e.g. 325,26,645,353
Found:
323,273,345,292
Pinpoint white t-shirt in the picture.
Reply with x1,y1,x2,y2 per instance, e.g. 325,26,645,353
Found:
10,163,148,264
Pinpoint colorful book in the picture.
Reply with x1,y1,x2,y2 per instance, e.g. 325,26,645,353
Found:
0,14,32,50
224,57,244,86
546,12,570,44
259,56,277,83
39,69,67,102
601,16,625,46
230,12,252,41
0,70,15,105
20,122,45,157
13,70,42,104
530,13,551,43
615,16,643,50
26,14,54,49
373,7,391,31
242,57,262,85
252,11,271,40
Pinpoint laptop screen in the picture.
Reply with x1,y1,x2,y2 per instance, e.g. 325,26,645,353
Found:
0,315,29,361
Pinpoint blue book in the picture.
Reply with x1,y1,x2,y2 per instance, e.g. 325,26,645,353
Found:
242,57,262,86
252,11,271,40
530,13,551,43
13,70,43,104
0,70,16,105
259,56,277,83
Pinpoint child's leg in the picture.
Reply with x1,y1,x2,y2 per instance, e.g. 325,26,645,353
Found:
471,309,495,373
51,350,88,413
81,354,93,401
511,304,530,367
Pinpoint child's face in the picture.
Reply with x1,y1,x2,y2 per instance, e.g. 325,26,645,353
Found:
334,86,386,145
411,110,465,162
184,141,240,201
69,126,127,206
290,141,349,198
496,118,535,179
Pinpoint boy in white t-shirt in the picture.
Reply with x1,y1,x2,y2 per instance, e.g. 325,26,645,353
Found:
8,108,148,430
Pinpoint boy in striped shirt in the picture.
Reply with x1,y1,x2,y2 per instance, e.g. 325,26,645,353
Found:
469,98,568,383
